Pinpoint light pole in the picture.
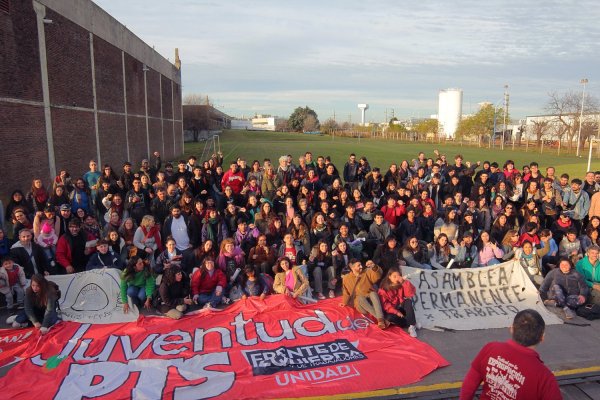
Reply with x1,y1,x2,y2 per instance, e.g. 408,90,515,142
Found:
576,78,588,157
502,85,509,151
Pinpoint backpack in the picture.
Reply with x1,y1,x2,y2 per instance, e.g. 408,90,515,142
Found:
576,303,600,320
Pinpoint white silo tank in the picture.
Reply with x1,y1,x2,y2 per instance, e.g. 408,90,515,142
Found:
438,89,463,138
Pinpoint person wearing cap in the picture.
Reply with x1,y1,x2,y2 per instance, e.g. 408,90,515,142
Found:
138,151,162,183
56,219,93,274
54,204,73,237
162,204,198,252
86,239,123,270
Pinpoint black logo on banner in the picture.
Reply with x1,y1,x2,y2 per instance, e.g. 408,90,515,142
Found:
243,339,366,376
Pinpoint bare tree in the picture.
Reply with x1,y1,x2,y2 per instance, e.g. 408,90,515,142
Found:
183,93,206,105
275,119,288,132
320,118,339,134
546,91,599,151
303,115,319,132
528,120,551,146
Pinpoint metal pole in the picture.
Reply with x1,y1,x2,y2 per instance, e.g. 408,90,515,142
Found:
576,78,588,157
588,138,595,172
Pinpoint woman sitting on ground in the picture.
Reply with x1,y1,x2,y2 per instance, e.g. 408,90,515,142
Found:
190,258,226,310
9,274,60,334
401,236,433,269
378,267,418,337
120,255,155,313
239,265,269,300
430,233,457,269
154,237,184,275
156,265,192,319
308,239,336,299
273,256,310,302
474,231,504,267
182,239,215,275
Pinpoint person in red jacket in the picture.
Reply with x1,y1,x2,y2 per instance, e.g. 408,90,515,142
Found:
190,257,226,310
377,267,418,337
55,219,94,274
460,309,561,400
221,162,245,195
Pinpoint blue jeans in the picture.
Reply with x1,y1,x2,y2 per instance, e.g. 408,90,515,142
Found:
550,284,582,309
16,307,58,328
127,286,147,306
197,291,223,308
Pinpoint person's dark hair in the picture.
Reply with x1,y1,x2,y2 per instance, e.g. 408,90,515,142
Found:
162,265,183,286
380,267,402,291
511,309,545,347
571,178,582,185
28,273,53,308
123,255,150,280
275,256,292,273
529,162,539,168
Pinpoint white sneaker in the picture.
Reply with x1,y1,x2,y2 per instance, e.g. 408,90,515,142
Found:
12,321,27,329
408,325,418,338
6,315,17,325
415,322,422,330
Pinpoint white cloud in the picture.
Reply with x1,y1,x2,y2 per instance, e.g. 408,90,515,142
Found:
93,0,600,119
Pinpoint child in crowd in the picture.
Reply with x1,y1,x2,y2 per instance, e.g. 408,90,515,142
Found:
36,221,58,267
0,257,27,309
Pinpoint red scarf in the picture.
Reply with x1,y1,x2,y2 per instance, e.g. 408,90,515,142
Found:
33,187,49,205
141,225,163,252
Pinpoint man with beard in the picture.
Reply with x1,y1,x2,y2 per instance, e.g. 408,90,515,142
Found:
56,220,92,274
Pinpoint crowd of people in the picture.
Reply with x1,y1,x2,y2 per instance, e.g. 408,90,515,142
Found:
1,148,600,338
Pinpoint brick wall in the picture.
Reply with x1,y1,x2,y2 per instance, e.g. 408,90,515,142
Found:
0,0,43,101
45,9,93,109
0,103,48,193
51,108,96,176
98,113,127,168
94,36,124,113
0,1,182,204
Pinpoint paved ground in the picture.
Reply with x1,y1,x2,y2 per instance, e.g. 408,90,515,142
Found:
1,304,599,399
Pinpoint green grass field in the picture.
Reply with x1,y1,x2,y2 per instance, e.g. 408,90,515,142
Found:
183,130,597,179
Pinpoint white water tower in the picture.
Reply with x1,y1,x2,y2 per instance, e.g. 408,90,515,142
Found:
438,89,462,138
358,104,369,126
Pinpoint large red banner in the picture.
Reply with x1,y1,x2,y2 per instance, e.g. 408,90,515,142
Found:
0,327,36,368
0,296,449,399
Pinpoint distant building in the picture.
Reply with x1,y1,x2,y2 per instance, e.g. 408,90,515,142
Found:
230,115,285,131
438,89,463,138
231,119,253,130
524,113,600,141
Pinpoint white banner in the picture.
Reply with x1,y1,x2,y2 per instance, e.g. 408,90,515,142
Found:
48,268,139,324
404,261,563,330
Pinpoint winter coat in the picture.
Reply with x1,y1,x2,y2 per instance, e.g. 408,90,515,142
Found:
0,264,27,295
191,268,227,296
10,241,50,277
539,268,589,300
576,256,600,288
378,281,417,315
342,264,382,307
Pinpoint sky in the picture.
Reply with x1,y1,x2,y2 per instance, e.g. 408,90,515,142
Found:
94,0,599,122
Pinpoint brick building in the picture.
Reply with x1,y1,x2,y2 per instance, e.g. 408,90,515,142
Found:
0,0,183,203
